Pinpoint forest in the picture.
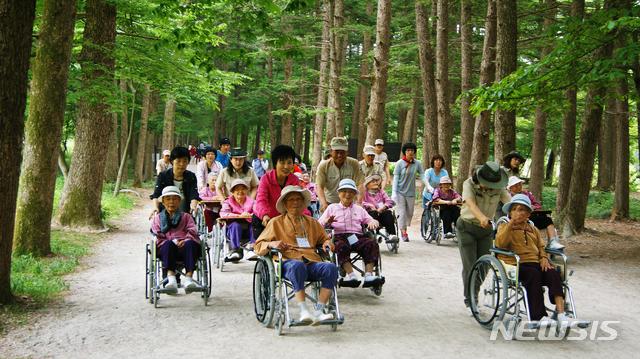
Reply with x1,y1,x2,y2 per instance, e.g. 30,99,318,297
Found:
0,0,638,305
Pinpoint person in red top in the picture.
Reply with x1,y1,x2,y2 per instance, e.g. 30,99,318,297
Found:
253,145,302,238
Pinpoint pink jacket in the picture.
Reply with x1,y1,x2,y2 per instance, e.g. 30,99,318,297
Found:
220,196,255,223
254,170,301,219
432,188,461,202
318,202,375,235
362,190,395,211
199,186,218,200
151,212,199,248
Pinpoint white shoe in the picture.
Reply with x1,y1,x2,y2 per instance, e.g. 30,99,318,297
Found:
557,312,590,328
299,310,314,325
183,277,199,293
312,309,334,325
547,238,565,250
537,316,557,328
165,276,178,294
245,250,258,261
364,272,379,282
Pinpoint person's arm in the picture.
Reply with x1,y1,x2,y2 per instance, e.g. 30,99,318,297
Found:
494,223,513,249
462,180,491,228
254,219,276,256
195,162,205,191
156,160,163,176
391,161,401,199
360,206,379,229
187,172,200,212
254,175,269,221
219,200,233,218
183,214,199,243
249,170,259,199
216,172,227,199
315,161,329,211
382,159,390,189
529,192,542,210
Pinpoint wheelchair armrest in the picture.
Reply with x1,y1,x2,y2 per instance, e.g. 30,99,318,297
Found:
490,247,520,262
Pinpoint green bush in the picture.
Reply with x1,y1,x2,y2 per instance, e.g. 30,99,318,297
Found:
541,187,640,220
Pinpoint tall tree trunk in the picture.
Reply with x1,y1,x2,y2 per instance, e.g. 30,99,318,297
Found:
58,145,69,179
612,65,629,220
397,105,408,142
218,94,227,143
455,0,474,191
326,0,345,139
556,0,584,217
0,0,36,303
56,0,117,230
280,57,294,146
254,122,262,155
529,0,556,200
415,0,439,165
469,0,497,172
161,95,176,151
113,103,135,196
134,84,152,187
312,1,332,172
13,0,76,257
295,118,304,155
119,79,128,177
364,0,392,147
303,117,311,163
240,124,249,150
357,1,373,155
402,84,420,145
351,86,360,142
266,58,277,150
144,132,155,180
493,0,517,162
104,112,119,181
436,0,453,172
597,96,616,190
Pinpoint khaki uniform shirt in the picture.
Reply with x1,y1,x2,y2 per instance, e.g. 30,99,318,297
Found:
359,160,385,182
215,167,259,197
460,178,511,225
316,157,363,204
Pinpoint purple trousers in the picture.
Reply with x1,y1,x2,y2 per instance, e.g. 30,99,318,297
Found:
226,220,255,249
519,262,564,320
159,240,201,272
282,260,338,292
333,233,380,267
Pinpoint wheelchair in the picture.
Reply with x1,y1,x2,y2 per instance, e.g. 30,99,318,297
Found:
145,206,212,307
420,203,458,245
252,249,344,336
330,228,385,296
370,208,399,254
467,217,583,331
213,216,255,272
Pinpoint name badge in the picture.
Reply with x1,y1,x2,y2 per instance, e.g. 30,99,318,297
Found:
296,237,311,248
347,234,359,245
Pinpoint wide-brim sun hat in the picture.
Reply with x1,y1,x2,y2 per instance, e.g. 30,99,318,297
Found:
374,139,384,145
337,178,359,194
507,176,524,189
230,147,247,158
364,174,382,187
159,185,183,200
502,193,533,214
276,185,312,214
475,161,508,189
503,151,526,163
229,178,249,192
439,176,452,185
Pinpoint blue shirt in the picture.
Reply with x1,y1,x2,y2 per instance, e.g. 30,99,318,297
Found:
217,150,230,168
423,168,449,194
392,159,425,197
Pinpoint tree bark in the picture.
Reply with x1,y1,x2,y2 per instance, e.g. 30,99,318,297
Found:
415,0,439,165
0,0,36,303
161,95,176,151
493,0,517,162
303,117,311,163
327,0,345,139
556,0,584,217
364,0,392,146
397,104,408,142
13,0,76,257
144,132,155,181
455,0,474,191
357,0,373,155
469,0,497,173
612,66,629,220
312,0,332,172
403,84,420,145
596,96,616,190
529,0,556,200
56,0,117,230
104,112,119,181
58,145,69,179
119,79,128,176
436,0,453,172
280,56,294,146
134,84,152,187
113,101,135,196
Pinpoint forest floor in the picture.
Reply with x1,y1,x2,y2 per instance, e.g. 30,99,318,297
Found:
1,189,639,358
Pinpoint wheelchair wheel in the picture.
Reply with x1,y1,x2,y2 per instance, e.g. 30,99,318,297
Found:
371,256,384,296
420,209,431,241
469,255,508,329
145,243,151,301
199,243,212,306
253,257,276,327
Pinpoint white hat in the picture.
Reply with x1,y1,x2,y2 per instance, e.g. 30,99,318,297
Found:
162,149,170,156
159,186,183,200
229,178,249,192
363,145,376,156
374,139,384,145
276,185,312,214
439,176,452,185
364,174,382,186
337,178,359,194
507,176,524,189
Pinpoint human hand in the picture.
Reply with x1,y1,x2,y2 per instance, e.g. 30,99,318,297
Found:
269,241,290,251
149,209,158,220
323,240,334,253
326,215,336,224
540,257,553,272
367,220,379,230
320,201,328,213
262,215,271,227
479,216,491,229
177,239,185,248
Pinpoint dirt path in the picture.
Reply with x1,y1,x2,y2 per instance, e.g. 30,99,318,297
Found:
1,198,639,358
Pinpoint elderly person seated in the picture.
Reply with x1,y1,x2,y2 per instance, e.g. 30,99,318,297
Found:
220,179,256,261
319,179,381,288
150,186,201,293
432,176,462,238
361,174,398,243
495,194,582,327
199,172,222,232
254,186,337,324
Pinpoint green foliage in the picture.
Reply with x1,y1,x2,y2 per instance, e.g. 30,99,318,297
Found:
542,187,640,220
53,176,136,221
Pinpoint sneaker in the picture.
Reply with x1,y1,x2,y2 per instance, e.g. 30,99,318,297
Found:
164,276,178,294
245,250,258,261
299,310,314,325
387,235,399,243
557,312,590,328
339,272,361,288
547,237,565,250
225,251,242,262
402,232,409,242
362,272,381,288
311,309,334,325
445,232,454,238
183,277,199,293
537,316,557,328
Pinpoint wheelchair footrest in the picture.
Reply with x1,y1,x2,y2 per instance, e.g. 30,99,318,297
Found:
338,278,362,288
362,277,384,288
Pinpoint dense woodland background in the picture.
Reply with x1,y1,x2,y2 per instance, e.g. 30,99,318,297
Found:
0,0,638,304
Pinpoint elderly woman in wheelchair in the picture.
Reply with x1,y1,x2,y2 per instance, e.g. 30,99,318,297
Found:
473,194,587,329
254,185,339,327
150,186,202,294
318,179,382,289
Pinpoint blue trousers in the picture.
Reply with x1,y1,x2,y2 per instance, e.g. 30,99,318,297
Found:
159,240,201,272
226,221,255,249
282,260,338,292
